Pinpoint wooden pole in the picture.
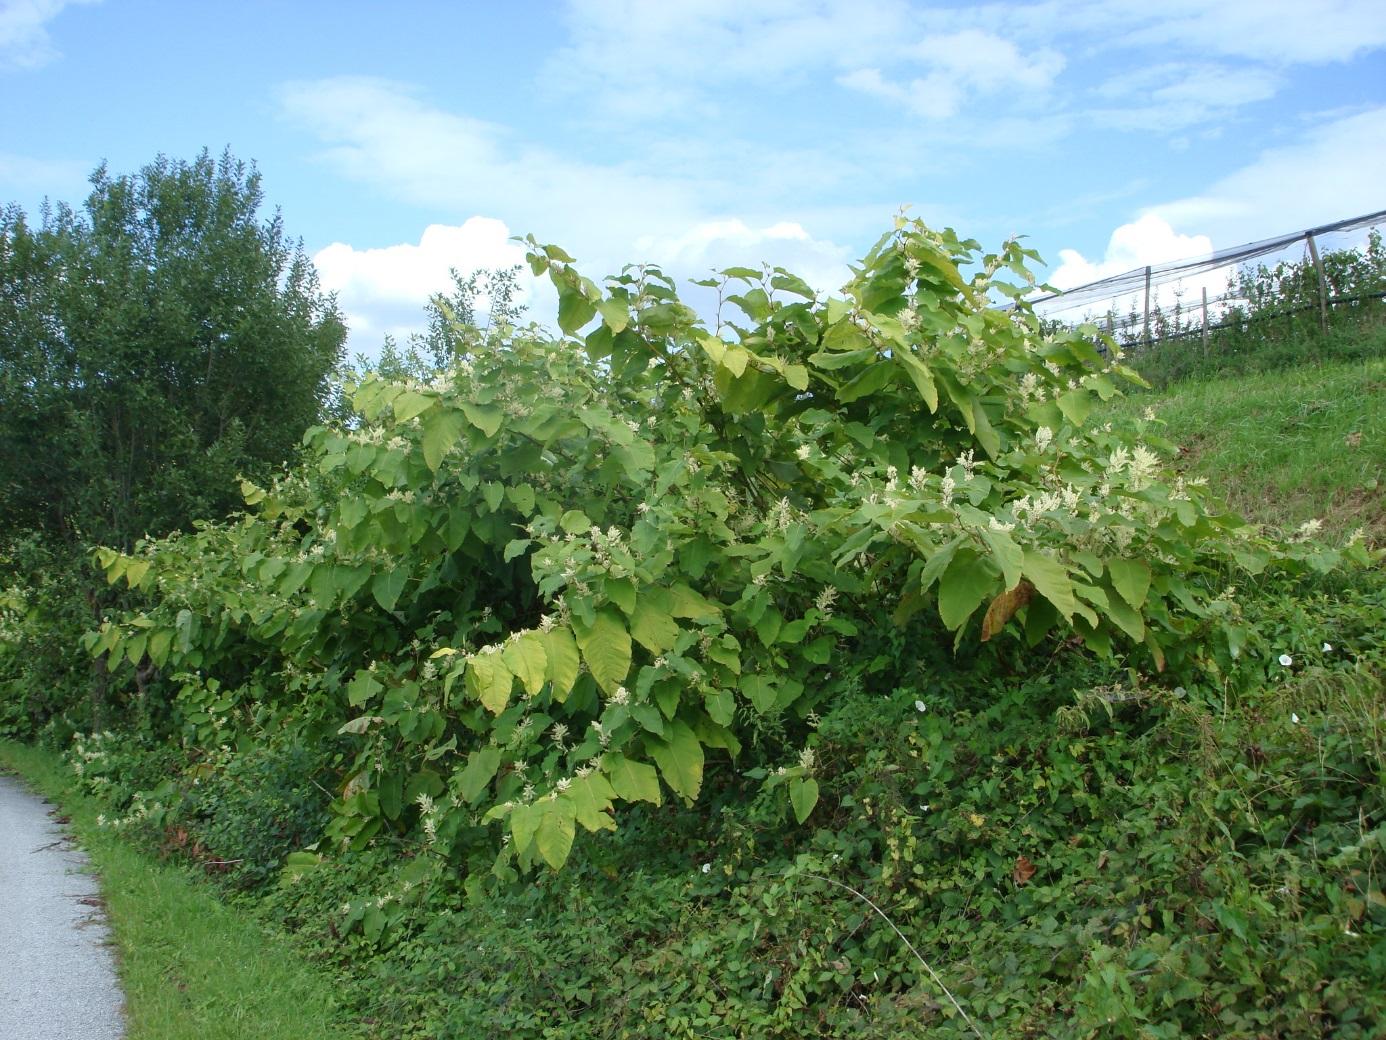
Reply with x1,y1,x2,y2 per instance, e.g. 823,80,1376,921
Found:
1142,265,1152,346
1305,232,1329,335
1201,286,1209,353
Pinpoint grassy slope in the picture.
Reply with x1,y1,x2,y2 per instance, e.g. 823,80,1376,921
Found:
1110,356,1385,541
0,741,358,1040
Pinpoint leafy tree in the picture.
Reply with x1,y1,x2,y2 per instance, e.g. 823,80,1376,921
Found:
0,148,346,549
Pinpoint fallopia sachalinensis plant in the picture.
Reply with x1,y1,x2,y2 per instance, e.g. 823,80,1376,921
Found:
86,216,1352,888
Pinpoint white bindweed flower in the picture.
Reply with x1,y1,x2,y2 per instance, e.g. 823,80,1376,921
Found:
1278,654,1294,667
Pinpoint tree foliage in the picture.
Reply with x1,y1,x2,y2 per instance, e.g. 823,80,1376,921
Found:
0,148,346,548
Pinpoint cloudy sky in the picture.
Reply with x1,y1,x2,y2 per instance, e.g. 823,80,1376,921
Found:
3,0,1384,350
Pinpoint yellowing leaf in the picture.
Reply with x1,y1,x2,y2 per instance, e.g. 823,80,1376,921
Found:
980,581,1033,642
544,627,580,701
573,606,631,695
566,772,617,832
392,390,435,423
535,797,576,869
630,588,680,654
465,652,514,715
502,631,549,698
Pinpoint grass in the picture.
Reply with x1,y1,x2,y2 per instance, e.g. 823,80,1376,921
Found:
1108,355,1385,541
0,740,358,1040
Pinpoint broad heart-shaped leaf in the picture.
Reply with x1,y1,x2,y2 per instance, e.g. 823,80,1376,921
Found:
544,627,580,701
465,652,514,715
602,751,662,806
460,401,502,437
124,558,151,589
558,286,598,335
937,550,996,631
740,674,779,714
667,582,721,620
789,777,819,824
371,568,409,612
836,361,894,403
1100,582,1146,642
979,526,1023,591
573,606,632,695
392,390,435,423
535,797,577,869
565,772,617,832
1022,550,1079,621
422,408,467,470
509,801,543,856
457,747,500,804
648,719,704,801
1106,557,1152,610
896,353,939,412
630,588,679,654
502,631,549,698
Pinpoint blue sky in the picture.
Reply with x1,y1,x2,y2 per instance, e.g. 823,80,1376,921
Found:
3,0,1384,351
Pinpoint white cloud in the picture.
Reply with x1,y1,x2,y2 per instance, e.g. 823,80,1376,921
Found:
936,0,1386,66
549,0,911,116
282,76,868,347
1091,63,1280,132
0,0,98,71
313,217,544,352
1048,214,1212,290
636,218,854,294
839,30,1063,119
1148,106,1386,242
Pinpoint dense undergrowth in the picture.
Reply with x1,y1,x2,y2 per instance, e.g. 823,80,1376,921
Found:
3,217,1384,1038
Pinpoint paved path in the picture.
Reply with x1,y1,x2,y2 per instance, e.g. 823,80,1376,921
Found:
0,774,125,1039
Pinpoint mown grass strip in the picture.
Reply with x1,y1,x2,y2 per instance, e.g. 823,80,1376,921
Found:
1109,356,1384,540
0,740,358,1040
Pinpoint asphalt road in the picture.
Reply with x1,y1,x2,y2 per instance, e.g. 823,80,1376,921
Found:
0,774,125,1039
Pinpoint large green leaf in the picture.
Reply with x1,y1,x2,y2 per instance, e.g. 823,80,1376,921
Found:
566,772,617,832
535,798,576,869
789,777,819,823
422,409,467,470
603,752,662,805
371,568,408,612
509,801,542,855
544,627,580,701
457,748,500,804
648,720,704,801
393,390,435,423
502,631,549,697
1107,557,1152,609
630,588,679,654
896,353,939,412
573,607,632,695
937,551,995,630
1022,550,1078,621
461,401,502,437
465,652,514,714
